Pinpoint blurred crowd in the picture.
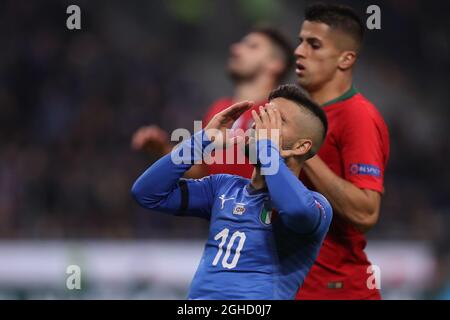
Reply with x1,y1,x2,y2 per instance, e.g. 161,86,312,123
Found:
0,0,449,296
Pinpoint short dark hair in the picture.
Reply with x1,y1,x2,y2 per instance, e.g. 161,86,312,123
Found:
251,25,294,82
305,3,364,52
268,84,328,158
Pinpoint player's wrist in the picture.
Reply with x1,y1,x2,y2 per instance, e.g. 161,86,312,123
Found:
255,139,282,170
203,126,217,143
256,138,280,152
263,137,280,150
193,130,213,149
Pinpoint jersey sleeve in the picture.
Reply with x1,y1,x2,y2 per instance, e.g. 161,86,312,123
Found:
339,105,388,193
310,191,333,238
259,140,332,236
175,174,230,219
131,131,220,220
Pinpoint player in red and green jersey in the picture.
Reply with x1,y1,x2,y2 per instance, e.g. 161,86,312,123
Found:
131,26,293,179
294,4,390,299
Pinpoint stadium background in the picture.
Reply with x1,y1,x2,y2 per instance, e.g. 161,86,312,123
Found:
0,0,449,299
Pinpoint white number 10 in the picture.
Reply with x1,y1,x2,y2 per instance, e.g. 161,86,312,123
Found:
212,228,246,269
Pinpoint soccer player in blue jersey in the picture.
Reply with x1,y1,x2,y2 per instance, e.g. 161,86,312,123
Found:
131,84,332,299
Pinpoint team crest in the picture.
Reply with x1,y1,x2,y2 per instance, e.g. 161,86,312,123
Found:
233,203,246,215
260,207,273,226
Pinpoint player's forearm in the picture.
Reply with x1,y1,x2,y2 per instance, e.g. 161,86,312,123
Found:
146,140,208,179
259,140,321,234
131,131,210,209
303,156,378,232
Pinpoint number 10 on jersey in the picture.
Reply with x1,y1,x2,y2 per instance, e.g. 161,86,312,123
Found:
212,228,246,269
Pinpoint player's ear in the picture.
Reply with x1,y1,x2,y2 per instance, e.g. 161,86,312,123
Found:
338,51,356,70
291,139,312,157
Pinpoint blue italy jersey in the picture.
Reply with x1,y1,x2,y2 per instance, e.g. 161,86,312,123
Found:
132,131,332,300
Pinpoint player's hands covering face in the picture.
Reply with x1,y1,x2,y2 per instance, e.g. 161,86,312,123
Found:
204,100,253,148
251,103,282,151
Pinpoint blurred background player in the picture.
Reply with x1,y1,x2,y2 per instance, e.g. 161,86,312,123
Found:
294,3,390,300
131,26,293,179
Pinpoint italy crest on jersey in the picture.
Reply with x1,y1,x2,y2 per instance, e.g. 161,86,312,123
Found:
260,203,273,226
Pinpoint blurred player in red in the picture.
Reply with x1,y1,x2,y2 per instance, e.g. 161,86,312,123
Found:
131,26,293,178
294,4,390,299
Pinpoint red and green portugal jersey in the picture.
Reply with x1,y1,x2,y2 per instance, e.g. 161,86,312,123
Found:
296,86,390,300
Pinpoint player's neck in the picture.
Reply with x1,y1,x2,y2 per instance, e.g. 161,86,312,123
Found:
308,75,353,106
233,76,276,103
